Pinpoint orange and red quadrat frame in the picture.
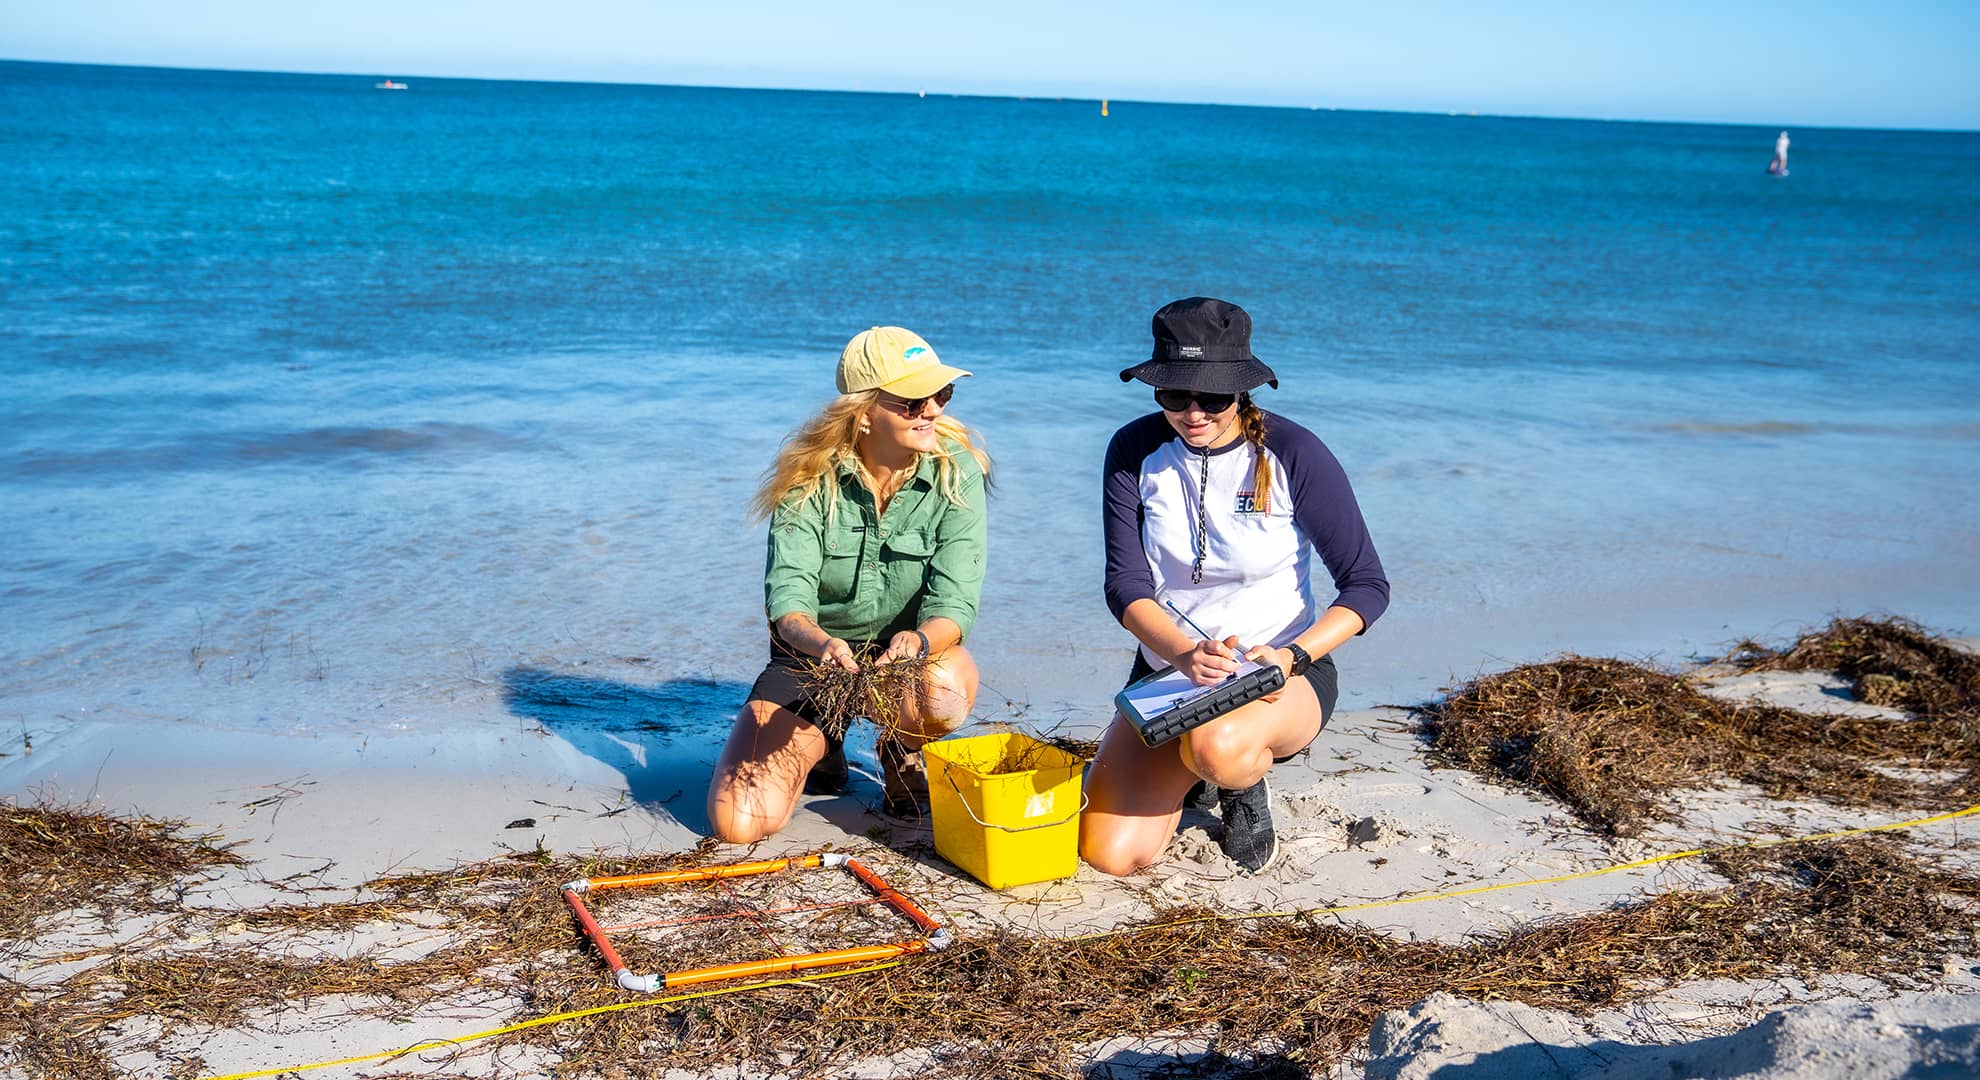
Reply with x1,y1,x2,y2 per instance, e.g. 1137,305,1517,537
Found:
561,852,952,992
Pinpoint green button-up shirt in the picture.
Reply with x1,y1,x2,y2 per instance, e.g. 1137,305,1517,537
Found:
764,445,988,643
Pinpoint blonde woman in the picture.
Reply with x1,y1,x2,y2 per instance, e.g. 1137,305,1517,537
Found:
707,327,991,844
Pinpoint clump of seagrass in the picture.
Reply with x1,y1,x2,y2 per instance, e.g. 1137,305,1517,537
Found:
1417,636,1979,835
797,650,933,740
1727,616,1980,725
0,800,244,943
1045,734,1099,763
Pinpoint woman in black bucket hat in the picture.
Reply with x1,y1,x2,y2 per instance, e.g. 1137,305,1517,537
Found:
1082,297,1390,875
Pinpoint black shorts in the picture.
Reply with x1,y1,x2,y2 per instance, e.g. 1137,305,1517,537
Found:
1125,649,1338,762
746,638,878,747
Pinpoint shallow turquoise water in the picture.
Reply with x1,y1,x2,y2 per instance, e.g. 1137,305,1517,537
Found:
3,61,1977,742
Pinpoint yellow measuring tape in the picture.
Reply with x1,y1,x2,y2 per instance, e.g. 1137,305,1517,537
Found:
199,802,1977,1080
196,959,905,1080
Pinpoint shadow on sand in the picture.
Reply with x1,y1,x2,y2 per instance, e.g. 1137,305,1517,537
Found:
498,666,911,840
499,666,746,836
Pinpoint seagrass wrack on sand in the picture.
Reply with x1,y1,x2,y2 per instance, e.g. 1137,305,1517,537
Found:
7,617,1979,1078
1727,615,1980,723
0,802,244,942
1417,617,1980,836
3,801,1976,1080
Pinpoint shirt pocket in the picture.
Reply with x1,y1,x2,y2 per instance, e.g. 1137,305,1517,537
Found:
819,523,865,602
879,527,935,590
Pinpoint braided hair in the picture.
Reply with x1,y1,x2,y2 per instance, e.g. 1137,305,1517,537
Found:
1236,393,1272,513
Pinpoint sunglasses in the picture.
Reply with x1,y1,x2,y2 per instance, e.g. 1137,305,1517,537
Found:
877,383,955,419
1153,388,1237,414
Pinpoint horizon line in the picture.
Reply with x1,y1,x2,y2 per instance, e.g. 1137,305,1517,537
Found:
6,55,1977,135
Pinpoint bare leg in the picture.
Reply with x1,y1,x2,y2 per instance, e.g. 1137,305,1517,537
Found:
1080,676,1324,877
706,700,832,844
1079,712,1199,876
1178,676,1322,790
888,645,979,750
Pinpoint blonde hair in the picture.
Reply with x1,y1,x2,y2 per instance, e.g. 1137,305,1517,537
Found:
750,391,992,523
1237,393,1272,513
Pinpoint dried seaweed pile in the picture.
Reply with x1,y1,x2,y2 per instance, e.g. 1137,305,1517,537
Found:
1729,616,1980,725
1417,618,1980,835
798,652,933,740
0,802,244,945
0,837,728,1080
5,808,1976,1080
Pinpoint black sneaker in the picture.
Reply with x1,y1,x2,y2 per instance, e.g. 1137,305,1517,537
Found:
1183,779,1220,813
803,742,848,796
1218,777,1278,873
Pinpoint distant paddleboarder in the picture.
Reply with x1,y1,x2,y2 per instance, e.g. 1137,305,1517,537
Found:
1769,130,1790,176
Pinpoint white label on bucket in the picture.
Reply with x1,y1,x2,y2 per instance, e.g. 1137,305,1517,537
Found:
1024,792,1054,819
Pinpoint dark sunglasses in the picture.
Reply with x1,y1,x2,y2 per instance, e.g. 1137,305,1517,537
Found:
1153,388,1237,414
877,383,955,419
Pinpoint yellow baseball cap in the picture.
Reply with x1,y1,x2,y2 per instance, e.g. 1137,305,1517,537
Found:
836,326,972,398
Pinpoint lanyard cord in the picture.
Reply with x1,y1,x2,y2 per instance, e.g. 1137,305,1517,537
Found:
1191,445,1211,585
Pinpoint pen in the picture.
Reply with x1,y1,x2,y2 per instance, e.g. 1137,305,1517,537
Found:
1165,599,1250,659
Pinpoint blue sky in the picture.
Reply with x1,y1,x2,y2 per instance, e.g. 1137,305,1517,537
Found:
5,1,1976,129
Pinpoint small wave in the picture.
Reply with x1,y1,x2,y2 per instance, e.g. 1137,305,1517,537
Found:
10,422,548,479
1653,421,1821,436
1653,420,1980,440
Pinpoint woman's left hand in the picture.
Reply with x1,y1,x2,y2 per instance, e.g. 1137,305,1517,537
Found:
1244,644,1294,677
878,629,930,665
1245,645,1293,702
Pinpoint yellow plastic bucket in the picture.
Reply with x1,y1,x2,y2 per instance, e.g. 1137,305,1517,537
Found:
922,731,1086,889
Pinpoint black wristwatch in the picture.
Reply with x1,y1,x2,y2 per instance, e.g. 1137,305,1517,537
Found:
1284,642,1312,677
911,629,931,658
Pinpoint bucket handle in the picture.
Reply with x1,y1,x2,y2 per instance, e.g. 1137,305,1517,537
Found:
942,769,1089,832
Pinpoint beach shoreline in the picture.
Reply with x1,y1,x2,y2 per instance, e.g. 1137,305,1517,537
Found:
6,624,1977,1078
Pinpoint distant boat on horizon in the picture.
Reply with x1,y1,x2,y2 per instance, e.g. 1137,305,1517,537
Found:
375,79,408,91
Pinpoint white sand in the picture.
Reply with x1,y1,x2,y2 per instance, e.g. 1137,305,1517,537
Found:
4,661,1977,1078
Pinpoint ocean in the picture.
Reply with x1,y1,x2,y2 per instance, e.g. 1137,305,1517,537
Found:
5,60,1978,758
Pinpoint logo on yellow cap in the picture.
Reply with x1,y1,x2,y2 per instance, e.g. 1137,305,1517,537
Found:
836,327,972,398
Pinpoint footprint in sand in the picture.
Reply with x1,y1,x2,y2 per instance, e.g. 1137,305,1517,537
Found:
1282,790,1344,818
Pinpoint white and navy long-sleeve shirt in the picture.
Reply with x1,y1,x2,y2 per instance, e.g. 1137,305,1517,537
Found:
1103,410,1389,667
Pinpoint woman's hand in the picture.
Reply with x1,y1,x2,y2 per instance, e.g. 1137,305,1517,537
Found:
1173,635,1245,686
820,637,859,672
1244,644,1293,702
1245,644,1294,677
877,629,929,666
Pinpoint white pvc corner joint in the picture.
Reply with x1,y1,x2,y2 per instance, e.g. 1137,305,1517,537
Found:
616,968,661,993
927,928,954,951
562,879,591,894
821,852,851,868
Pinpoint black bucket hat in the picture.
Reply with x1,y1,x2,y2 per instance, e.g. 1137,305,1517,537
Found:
1118,296,1279,393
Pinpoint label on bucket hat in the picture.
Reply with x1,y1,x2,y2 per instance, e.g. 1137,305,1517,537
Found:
1024,792,1055,818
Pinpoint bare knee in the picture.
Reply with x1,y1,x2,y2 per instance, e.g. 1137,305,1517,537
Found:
900,647,978,737
710,818,777,845
1079,823,1164,878
707,809,772,845
706,702,817,843
706,776,794,844
1180,724,1269,790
